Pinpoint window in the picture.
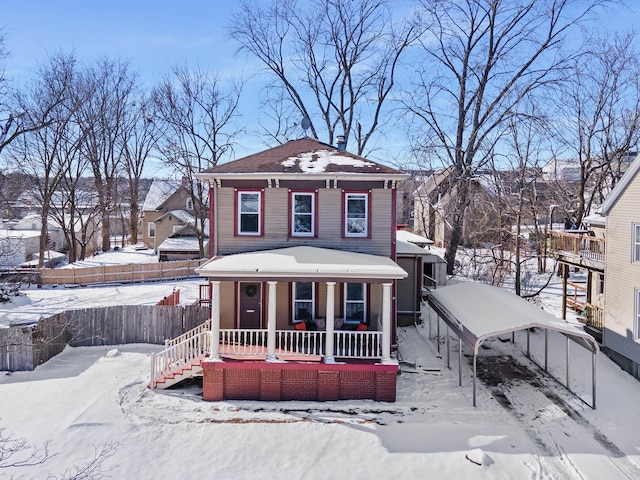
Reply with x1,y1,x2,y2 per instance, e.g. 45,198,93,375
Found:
293,282,314,322
172,225,182,233
291,192,315,237
237,191,262,235
148,222,155,238
634,224,640,262
186,198,193,211
344,193,368,237
598,274,605,295
344,283,366,323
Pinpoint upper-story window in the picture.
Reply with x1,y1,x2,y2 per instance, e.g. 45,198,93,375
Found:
237,190,262,235
148,222,155,238
172,225,182,233
636,289,640,340
186,198,193,211
634,224,640,262
344,192,369,237
344,283,366,324
291,192,315,237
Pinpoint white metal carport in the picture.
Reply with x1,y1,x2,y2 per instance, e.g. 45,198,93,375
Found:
426,281,600,408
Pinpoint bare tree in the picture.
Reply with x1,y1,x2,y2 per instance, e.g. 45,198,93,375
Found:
152,63,242,257
119,94,160,245
76,58,138,252
553,32,640,222
6,53,80,267
229,0,416,154
405,0,606,274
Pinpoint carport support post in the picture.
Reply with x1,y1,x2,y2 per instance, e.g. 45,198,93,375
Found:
566,335,570,389
592,350,597,409
436,316,441,354
209,281,221,360
473,351,477,407
526,329,530,358
544,329,548,372
266,281,277,361
324,282,336,363
381,283,393,364
458,338,462,387
446,325,450,369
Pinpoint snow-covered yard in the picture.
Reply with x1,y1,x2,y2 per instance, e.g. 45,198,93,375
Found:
1,248,640,479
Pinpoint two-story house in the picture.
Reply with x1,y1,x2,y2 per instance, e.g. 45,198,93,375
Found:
600,154,640,378
149,138,410,402
141,179,207,259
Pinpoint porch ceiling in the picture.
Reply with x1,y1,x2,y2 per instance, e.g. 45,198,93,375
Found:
195,246,408,282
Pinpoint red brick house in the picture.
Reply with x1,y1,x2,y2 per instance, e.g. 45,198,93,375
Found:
150,138,409,401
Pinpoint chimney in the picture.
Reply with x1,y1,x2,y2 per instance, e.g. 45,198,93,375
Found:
336,135,346,150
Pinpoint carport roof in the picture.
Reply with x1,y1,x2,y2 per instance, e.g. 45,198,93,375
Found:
427,281,599,355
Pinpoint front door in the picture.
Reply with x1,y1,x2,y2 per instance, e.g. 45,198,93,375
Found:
239,282,262,329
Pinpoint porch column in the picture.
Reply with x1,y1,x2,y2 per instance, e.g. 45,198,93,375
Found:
209,281,221,360
324,282,336,363
266,281,277,361
381,282,393,364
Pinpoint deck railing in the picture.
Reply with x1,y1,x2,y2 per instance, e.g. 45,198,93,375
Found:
550,231,605,263
585,303,604,330
151,326,383,386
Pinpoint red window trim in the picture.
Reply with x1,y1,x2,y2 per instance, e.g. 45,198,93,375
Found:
341,190,372,239
234,188,264,237
288,189,318,238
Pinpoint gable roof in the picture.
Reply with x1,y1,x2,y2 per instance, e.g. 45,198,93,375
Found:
142,179,181,211
601,153,640,215
197,138,407,180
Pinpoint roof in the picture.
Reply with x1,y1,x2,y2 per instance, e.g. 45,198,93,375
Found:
197,138,407,180
142,179,181,211
157,237,207,253
601,153,640,215
396,229,433,246
155,209,195,224
427,281,599,355
196,245,408,282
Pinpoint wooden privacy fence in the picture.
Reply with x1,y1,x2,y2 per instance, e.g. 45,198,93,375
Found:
40,259,208,286
0,304,210,372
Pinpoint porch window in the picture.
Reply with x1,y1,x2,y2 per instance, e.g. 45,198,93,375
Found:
293,282,314,323
148,222,155,238
291,192,315,237
344,283,366,324
344,192,369,237
634,224,640,262
237,191,262,235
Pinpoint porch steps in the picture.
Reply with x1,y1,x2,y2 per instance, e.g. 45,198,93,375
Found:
153,356,207,390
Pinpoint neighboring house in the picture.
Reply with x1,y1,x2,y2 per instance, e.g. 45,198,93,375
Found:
600,154,640,378
141,180,205,254
157,223,209,262
150,138,412,402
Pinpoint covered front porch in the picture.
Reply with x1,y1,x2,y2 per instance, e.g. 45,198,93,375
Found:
150,246,407,401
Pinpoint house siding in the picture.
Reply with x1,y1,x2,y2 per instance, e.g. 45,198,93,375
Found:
216,187,393,257
603,174,640,368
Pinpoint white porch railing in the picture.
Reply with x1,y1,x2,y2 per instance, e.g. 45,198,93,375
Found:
150,330,211,388
220,328,382,359
151,327,383,388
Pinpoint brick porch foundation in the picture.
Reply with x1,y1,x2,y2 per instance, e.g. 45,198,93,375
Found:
202,360,398,402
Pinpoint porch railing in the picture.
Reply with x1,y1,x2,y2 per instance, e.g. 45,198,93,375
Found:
550,231,605,263
220,328,383,359
151,327,384,387
585,303,604,330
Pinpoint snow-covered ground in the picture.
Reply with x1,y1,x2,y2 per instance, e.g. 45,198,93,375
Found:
1,249,640,479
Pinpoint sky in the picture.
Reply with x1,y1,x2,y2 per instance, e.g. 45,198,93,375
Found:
2,1,639,173
2,249,640,477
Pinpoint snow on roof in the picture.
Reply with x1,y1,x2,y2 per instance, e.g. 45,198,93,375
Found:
396,230,434,246
155,209,195,224
280,150,374,173
142,179,181,211
197,246,407,281
428,281,599,355
0,229,41,239
582,212,605,226
157,237,205,252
